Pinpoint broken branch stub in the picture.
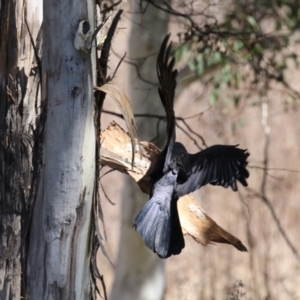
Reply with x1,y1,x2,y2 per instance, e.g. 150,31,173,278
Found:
100,121,247,252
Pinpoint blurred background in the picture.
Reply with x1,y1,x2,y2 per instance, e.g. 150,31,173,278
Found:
97,1,300,299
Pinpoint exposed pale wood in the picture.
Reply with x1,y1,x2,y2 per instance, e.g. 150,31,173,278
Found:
101,122,247,252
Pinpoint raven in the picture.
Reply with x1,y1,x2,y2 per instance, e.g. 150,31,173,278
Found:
133,34,250,259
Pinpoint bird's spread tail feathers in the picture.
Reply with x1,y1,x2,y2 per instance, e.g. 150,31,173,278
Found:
134,198,184,259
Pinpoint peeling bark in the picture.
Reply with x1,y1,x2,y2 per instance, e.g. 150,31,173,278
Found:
0,1,42,299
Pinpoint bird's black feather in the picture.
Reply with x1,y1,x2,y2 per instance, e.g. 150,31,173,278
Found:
134,170,184,258
175,145,249,197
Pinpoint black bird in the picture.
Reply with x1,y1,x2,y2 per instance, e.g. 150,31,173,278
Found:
133,35,250,259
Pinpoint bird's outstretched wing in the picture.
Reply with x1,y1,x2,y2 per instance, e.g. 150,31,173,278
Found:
175,145,250,197
157,34,178,172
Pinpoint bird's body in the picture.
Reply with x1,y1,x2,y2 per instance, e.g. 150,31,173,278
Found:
134,168,184,258
133,35,250,258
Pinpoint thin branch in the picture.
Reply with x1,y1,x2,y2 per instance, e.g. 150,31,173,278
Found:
150,118,163,143
175,121,204,150
101,0,123,15
102,109,207,148
100,168,116,179
24,13,42,82
111,47,159,86
111,52,126,80
242,97,300,263
247,187,300,262
249,166,300,173
100,180,116,206
175,117,207,148
147,0,195,27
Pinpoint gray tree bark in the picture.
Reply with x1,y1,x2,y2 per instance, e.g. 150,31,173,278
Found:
25,0,95,299
110,2,171,300
0,1,42,298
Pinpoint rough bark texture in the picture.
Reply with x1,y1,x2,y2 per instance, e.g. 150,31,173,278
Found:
26,0,95,299
110,2,170,300
0,1,42,299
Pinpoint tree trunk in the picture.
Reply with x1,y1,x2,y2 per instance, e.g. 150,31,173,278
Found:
110,2,170,300
0,1,42,298
25,0,95,299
